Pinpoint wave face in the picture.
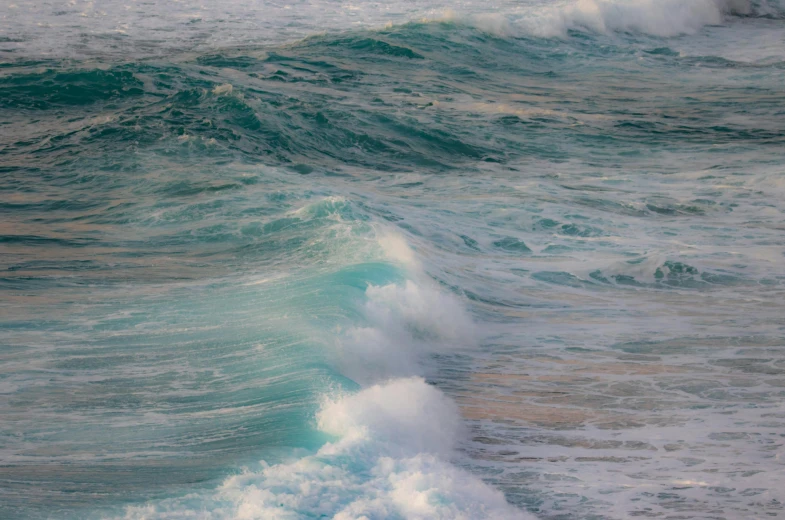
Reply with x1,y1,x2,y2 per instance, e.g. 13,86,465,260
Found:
2,2,785,519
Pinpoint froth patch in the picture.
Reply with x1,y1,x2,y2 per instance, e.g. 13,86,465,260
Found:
212,83,233,96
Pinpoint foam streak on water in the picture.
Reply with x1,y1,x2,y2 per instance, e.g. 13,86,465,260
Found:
1,1,784,519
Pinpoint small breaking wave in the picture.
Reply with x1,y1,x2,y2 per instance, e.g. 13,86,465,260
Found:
113,230,530,519
439,0,784,39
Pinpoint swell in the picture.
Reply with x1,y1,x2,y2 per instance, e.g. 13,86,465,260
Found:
2,20,783,292
2,21,782,176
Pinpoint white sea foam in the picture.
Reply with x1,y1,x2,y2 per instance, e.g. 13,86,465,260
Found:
337,278,476,384
122,378,532,519
329,230,476,384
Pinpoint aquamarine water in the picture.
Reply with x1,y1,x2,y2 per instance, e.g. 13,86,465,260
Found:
1,1,784,519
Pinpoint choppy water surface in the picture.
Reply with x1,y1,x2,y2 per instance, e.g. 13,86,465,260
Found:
1,1,784,519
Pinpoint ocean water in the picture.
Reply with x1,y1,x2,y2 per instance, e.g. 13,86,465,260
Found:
1,1,785,519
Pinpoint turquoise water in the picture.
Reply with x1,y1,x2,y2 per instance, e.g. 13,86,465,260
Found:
2,1,785,518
